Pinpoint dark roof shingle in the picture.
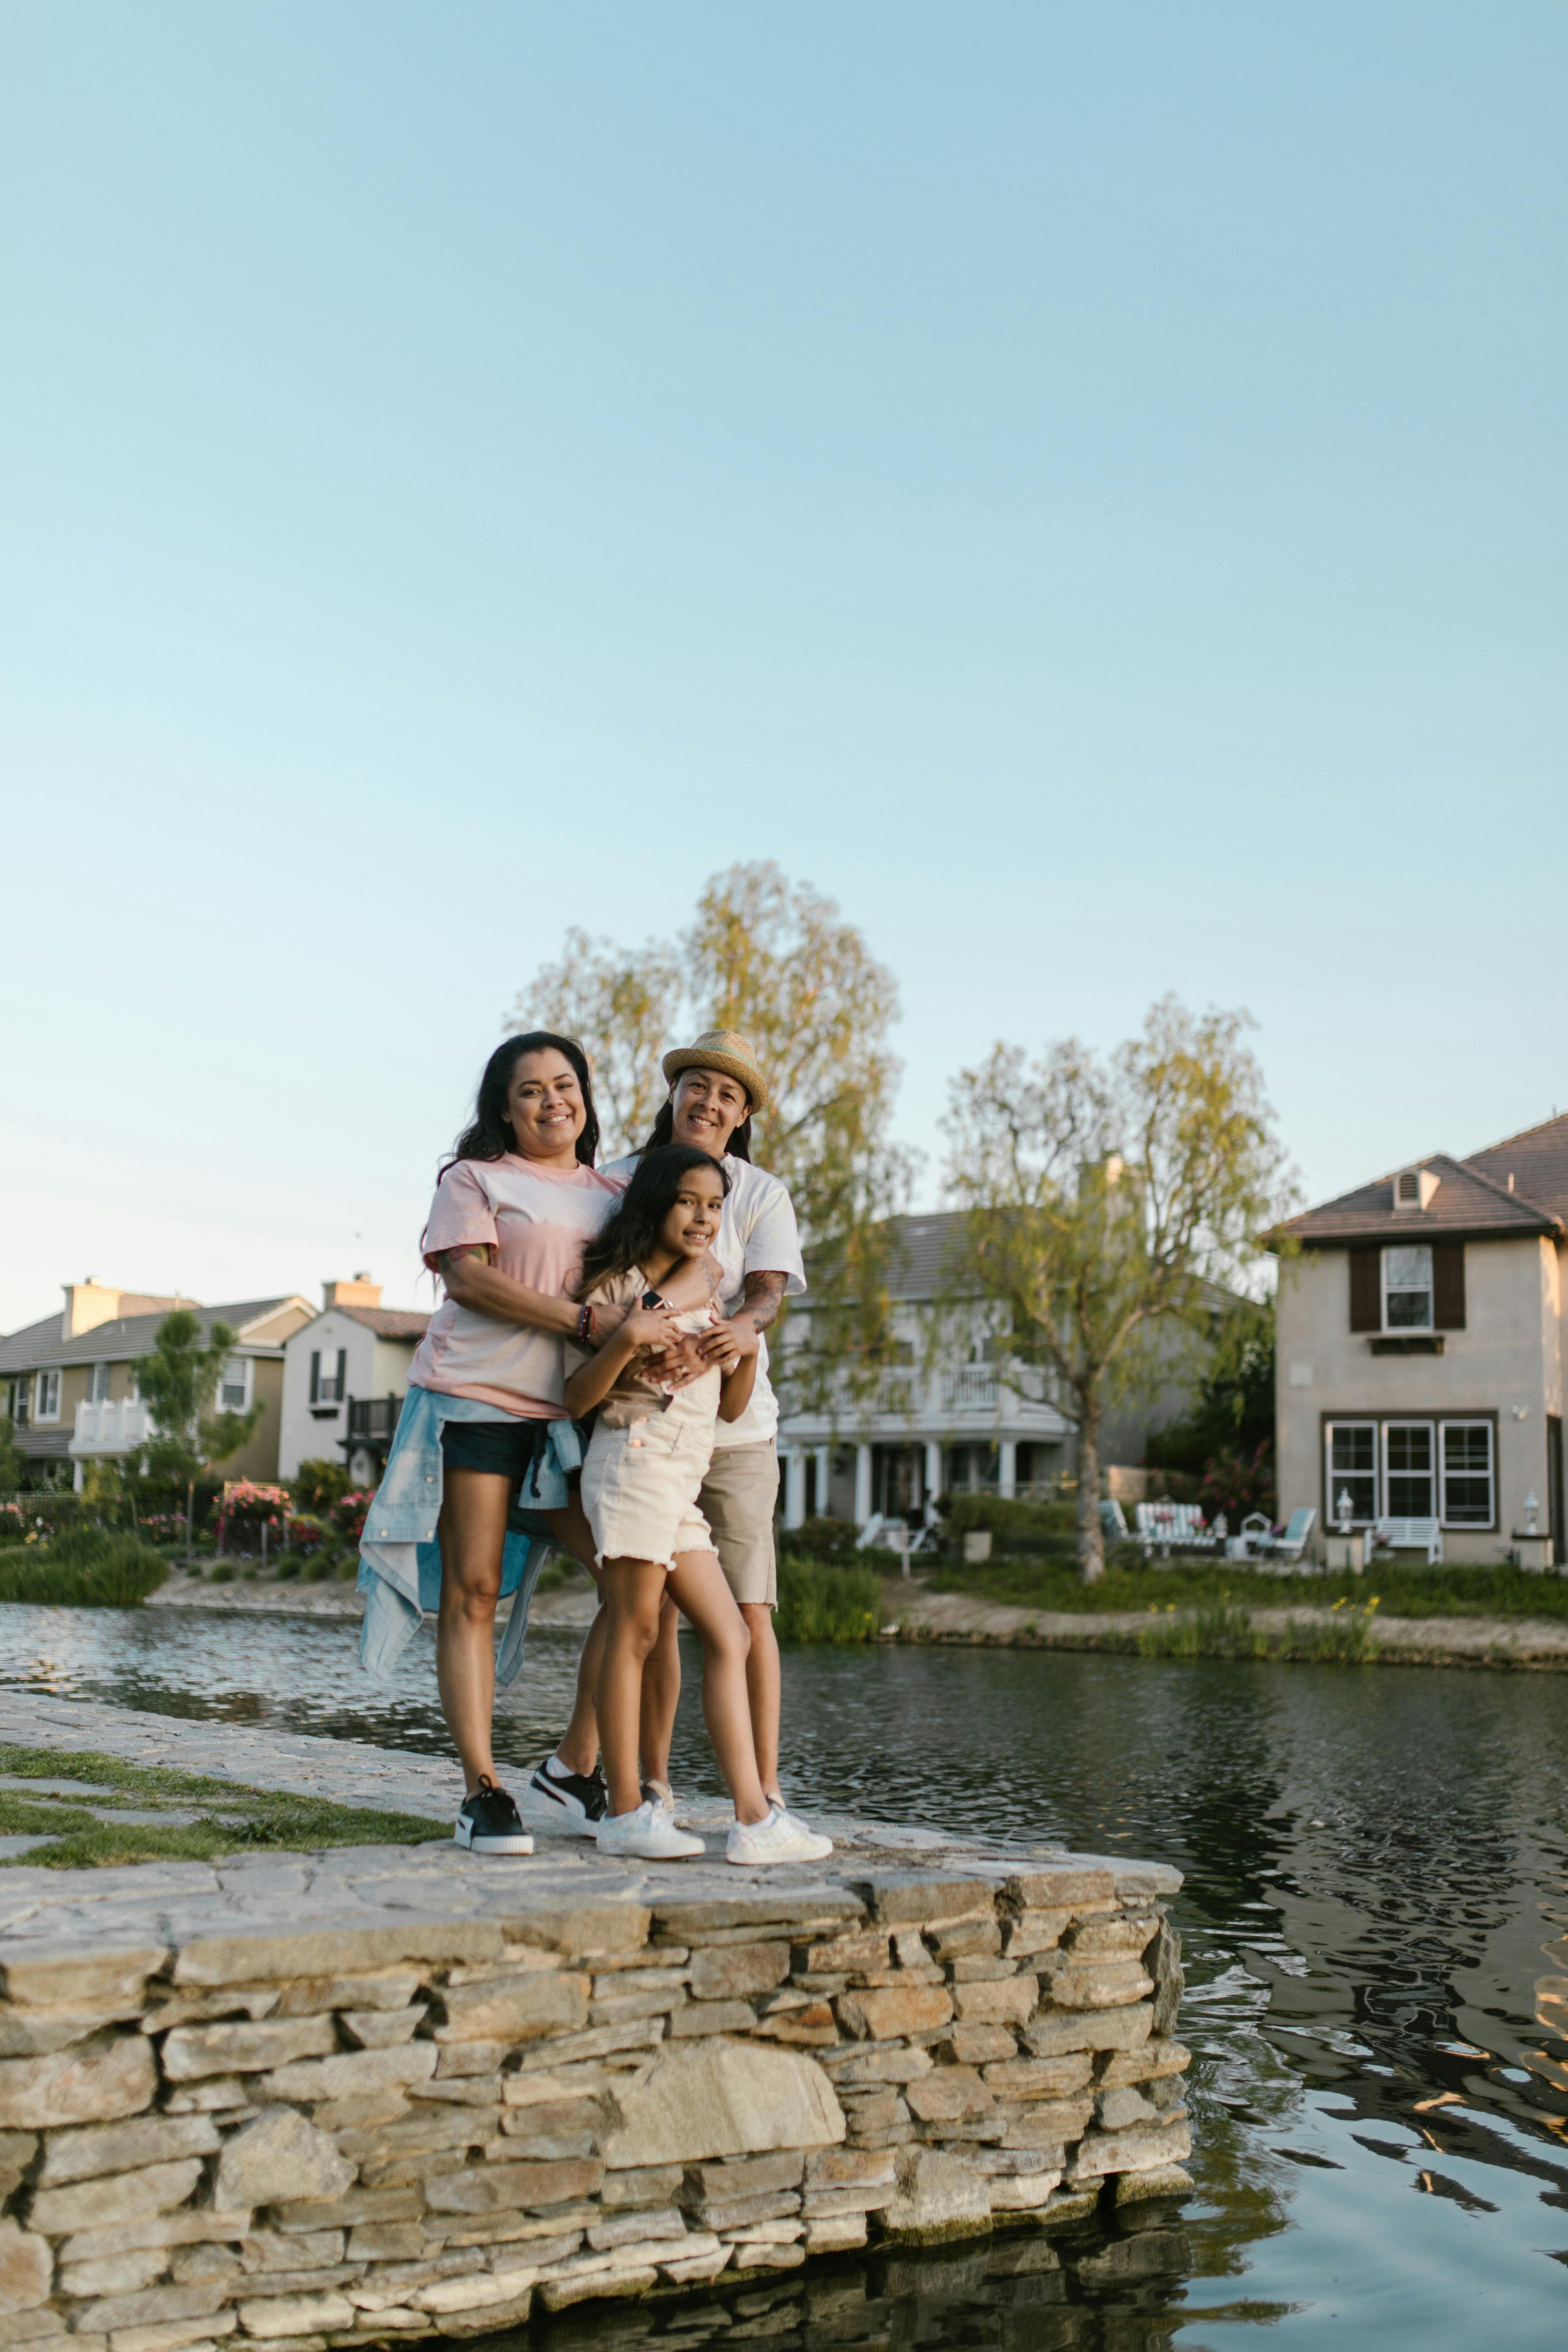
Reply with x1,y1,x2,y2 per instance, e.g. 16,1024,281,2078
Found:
0,1297,307,1375
1279,1118,1568,1248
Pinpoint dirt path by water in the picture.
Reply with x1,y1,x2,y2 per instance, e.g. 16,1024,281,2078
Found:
882,1576,1568,1668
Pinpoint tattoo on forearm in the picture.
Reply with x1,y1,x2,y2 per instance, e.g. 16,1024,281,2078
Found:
439,1246,488,1276
741,1271,787,1333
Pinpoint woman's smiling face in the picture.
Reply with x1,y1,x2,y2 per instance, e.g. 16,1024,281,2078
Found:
505,1048,585,1163
670,1067,751,1155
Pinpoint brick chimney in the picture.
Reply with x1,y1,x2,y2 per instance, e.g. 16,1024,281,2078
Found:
323,1276,382,1311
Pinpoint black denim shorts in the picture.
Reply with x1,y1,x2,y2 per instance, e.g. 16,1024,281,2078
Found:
439,1416,544,1492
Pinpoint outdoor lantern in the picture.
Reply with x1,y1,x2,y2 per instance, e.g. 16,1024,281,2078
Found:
1524,1491,1540,1535
1337,1488,1354,1532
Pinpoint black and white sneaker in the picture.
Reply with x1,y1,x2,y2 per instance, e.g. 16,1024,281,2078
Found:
454,1776,534,1855
528,1757,608,1836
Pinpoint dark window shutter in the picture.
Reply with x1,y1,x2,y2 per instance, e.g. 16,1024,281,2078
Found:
1432,1242,1465,1329
336,1350,348,1400
1349,1250,1380,1332
309,1350,321,1404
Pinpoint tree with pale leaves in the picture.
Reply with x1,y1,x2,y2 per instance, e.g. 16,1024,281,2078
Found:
942,998,1295,1580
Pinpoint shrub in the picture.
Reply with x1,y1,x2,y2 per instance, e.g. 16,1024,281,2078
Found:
284,1515,327,1555
275,1559,302,1581
775,1559,882,1644
330,1489,375,1545
210,1563,236,1584
944,1492,1078,1539
293,1458,354,1511
304,1555,333,1582
780,1515,862,1562
0,1531,169,1608
1199,1442,1277,1523
216,1482,289,1550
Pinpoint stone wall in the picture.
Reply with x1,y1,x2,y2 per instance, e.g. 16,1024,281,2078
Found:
1,1861,1189,2351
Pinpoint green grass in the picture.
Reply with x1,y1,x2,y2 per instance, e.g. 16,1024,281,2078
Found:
775,1559,883,1643
0,1529,170,1607
0,1742,449,1869
932,1553,1568,1623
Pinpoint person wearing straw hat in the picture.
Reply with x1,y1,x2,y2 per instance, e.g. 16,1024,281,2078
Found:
529,1029,828,1858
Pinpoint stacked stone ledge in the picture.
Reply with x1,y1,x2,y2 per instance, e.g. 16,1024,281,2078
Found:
0,1859,1189,2350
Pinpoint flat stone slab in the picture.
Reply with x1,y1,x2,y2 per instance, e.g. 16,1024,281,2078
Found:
0,1694,1174,1961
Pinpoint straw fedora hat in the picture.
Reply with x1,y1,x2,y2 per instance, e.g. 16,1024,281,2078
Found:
661,1029,770,1114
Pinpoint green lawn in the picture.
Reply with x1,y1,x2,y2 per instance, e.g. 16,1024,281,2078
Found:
929,1553,1568,1622
0,1742,448,1868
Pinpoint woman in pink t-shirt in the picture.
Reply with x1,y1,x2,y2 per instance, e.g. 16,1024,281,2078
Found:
409,1030,672,1856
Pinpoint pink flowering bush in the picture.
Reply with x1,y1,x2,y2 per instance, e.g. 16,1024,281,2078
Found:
330,1489,375,1545
283,1514,328,1557
215,1480,289,1550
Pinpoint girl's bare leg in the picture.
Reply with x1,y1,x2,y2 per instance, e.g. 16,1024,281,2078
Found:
665,1549,768,1826
595,1559,669,1818
738,1602,782,1802
638,1598,682,1788
436,1468,512,1795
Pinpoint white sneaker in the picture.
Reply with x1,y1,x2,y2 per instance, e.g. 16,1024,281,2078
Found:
596,1799,705,1861
727,1808,835,1866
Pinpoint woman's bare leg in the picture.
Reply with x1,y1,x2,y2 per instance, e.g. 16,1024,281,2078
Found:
540,1492,606,1777
436,1468,512,1795
595,1560,669,1817
739,1602,782,1802
665,1549,768,1826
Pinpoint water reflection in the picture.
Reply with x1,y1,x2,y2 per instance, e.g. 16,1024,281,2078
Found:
2,1608,1566,2345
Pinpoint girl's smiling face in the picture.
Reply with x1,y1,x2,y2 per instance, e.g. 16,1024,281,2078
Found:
505,1048,585,1163
659,1163,726,1262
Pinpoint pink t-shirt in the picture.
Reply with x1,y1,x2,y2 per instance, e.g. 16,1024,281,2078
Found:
409,1156,626,1418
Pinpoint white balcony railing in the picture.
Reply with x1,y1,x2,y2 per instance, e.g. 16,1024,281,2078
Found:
941,1366,999,1411
71,1399,152,1455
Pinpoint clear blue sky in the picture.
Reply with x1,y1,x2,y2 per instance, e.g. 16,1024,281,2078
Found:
3,4,1563,1331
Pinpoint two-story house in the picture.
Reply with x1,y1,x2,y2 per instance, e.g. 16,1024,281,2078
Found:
278,1279,429,1485
775,1211,1199,1529
1272,1113,1568,1565
0,1281,315,1489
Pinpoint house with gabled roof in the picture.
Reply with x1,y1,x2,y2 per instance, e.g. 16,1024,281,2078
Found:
0,1280,315,1489
277,1278,429,1485
1272,1113,1568,1564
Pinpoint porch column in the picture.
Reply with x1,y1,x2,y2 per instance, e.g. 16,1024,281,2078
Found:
998,1438,1018,1499
784,1445,807,1530
814,1444,832,1519
854,1443,874,1527
924,1439,944,1520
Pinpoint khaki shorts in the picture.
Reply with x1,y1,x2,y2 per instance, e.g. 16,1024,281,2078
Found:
699,1440,780,1608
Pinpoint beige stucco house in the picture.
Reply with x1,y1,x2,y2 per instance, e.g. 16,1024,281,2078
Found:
278,1279,429,1485
1272,1114,1568,1565
0,1280,314,1490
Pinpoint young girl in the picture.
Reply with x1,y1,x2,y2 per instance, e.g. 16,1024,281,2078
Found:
565,1146,833,1865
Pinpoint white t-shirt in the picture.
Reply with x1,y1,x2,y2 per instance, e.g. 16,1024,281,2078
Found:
600,1152,806,1449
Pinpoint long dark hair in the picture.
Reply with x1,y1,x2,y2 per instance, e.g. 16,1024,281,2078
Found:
643,1096,753,1163
441,1033,600,1178
576,1146,730,1298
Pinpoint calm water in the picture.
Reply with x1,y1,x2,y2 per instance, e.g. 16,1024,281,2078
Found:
3,1604,1566,2350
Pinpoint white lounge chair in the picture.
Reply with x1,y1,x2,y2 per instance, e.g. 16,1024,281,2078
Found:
1100,1499,1130,1544
1372,1516,1442,1564
1247,1507,1317,1565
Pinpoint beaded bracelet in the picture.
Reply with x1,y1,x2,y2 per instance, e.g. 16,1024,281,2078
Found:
576,1302,597,1346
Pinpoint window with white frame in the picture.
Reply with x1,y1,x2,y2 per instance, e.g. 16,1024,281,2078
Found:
1441,1422,1493,1525
1326,1422,1378,1524
219,1357,252,1412
310,1349,347,1406
1382,1245,1433,1330
1384,1422,1435,1517
8,1377,28,1428
35,1371,61,1423
86,1364,111,1403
